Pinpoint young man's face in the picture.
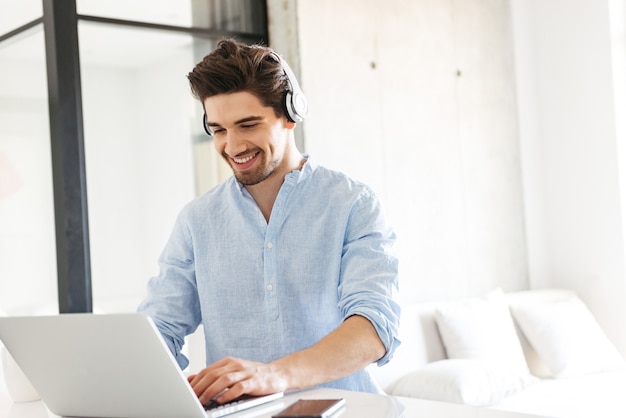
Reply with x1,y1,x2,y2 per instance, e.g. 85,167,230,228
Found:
203,91,294,186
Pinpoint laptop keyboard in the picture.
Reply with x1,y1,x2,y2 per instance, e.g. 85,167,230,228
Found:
204,392,284,417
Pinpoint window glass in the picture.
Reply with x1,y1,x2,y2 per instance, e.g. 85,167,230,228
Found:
0,0,42,36
78,21,215,312
0,26,59,315
76,0,266,33
77,0,192,26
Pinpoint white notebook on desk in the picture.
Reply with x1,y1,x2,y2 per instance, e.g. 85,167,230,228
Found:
0,313,282,418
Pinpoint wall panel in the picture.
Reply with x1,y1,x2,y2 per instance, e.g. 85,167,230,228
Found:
296,0,528,302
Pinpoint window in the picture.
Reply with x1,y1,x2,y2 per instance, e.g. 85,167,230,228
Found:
0,0,267,314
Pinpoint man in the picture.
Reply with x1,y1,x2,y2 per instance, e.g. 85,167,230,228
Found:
138,39,400,406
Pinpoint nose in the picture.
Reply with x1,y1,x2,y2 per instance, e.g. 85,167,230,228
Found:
216,130,247,159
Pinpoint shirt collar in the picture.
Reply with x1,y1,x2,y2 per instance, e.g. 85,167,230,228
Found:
285,154,315,184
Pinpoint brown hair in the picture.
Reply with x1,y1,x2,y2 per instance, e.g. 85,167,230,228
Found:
187,39,288,118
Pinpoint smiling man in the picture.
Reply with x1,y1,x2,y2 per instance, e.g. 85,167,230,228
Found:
138,39,400,406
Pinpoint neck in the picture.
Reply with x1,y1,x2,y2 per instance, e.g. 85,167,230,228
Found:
245,146,304,223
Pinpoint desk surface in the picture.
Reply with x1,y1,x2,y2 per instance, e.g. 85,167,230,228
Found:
0,386,549,418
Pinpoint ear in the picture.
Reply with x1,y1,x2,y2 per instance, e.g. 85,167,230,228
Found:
283,118,297,130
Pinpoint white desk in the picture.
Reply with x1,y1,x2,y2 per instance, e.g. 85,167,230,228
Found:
0,387,549,418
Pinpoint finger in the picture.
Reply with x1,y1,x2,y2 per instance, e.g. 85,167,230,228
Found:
190,360,231,390
189,362,227,393
200,371,251,405
215,384,245,404
214,373,265,405
191,358,257,405
194,371,238,405
192,375,219,403
196,380,221,406
189,369,218,401
189,372,205,389
190,357,247,390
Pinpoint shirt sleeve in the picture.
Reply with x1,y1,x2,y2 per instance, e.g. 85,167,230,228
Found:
137,207,202,370
337,189,402,367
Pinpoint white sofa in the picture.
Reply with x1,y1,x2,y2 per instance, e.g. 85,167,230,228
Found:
369,289,626,417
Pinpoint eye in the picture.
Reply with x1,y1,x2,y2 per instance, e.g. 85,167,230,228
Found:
241,123,258,130
212,128,226,135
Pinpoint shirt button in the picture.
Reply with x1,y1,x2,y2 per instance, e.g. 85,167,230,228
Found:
266,284,274,291
266,242,273,249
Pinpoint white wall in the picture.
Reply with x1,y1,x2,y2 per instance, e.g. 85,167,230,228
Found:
293,0,529,303
288,0,626,356
511,0,626,356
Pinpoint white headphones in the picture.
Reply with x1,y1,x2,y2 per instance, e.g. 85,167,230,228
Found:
202,52,308,136
274,52,308,123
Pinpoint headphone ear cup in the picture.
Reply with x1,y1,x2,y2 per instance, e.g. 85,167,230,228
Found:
284,90,298,123
291,91,308,121
284,90,308,123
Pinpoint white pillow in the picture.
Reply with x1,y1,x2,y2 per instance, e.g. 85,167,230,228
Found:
510,297,626,378
387,359,537,406
434,289,530,375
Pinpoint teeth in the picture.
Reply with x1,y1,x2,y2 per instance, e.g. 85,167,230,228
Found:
233,153,256,164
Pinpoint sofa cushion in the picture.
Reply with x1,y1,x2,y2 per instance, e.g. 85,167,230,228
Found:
510,296,626,378
434,289,530,375
386,358,537,406
504,289,576,377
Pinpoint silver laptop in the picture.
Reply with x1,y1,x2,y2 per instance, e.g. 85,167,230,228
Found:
0,313,283,418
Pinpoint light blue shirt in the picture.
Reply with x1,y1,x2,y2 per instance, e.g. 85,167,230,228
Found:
138,156,400,393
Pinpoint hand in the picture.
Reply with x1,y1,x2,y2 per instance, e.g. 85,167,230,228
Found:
187,356,287,406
